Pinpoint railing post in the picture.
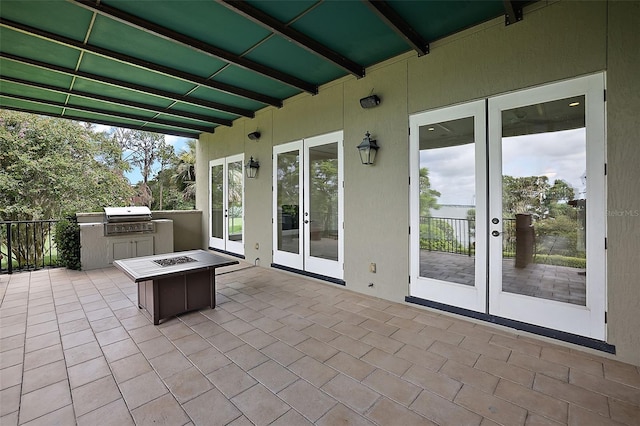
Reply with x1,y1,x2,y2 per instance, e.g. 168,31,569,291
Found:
7,222,13,274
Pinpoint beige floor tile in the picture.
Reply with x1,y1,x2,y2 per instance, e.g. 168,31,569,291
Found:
225,343,269,370
188,346,231,375
63,341,102,367
269,409,314,426
119,370,168,410
455,384,527,425
77,399,134,426
260,341,305,367
428,340,480,367
533,373,609,416
239,327,278,349
569,368,640,406
361,331,404,354
61,329,96,350
0,385,21,417
459,336,512,362
190,319,226,338
0,347,23,368
609,398,640,425
59,318,91,336
288,355,338,387
541,346,604,377
272,326,310,346
68,356,111,389
207,363,258,398
25,320,58,339
489,334,543,358
1,334,25,352
137,335,175,359
419,324,465,346
160,322,195,341
149,349,192,379
23,343,63,371
102,338,139,363
110,353,153,383
326,351,375,381
495,378,568,423
361,348,412,377
183,388,242,425
164,366,213,403
440,359,500,393
231,384,291,426
24,331,59,353
278,379,337,422
20,404,75,426
207,330,246,352
329,334,373,358
410,389,482,426
322,374,381,414
363,369,422,406
131,393,190,426
568,404,621,426
95,326,129,347
249,360,298,393
331,321,369,340
367,397,436,425
475,355,535,388
296,337,339,362
390,328,435,351
316,403,376,426
71,375,121,417
172,332,212,355
19,380,72,424
509,352,570,382
22,359,67,394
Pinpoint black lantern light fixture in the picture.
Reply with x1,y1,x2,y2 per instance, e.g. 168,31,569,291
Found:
245,156,260,179
247,131,261,141
357,131,379,165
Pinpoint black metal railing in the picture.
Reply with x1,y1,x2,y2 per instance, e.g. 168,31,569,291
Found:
419,216,518,256
1,220,60,274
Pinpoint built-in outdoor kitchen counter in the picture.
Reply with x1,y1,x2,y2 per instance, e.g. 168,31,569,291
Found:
114,249,239,325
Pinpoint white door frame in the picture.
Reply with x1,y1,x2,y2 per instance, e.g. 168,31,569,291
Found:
208,154,245,256
409,100,487,313
272,131,344,280
488,73,606,339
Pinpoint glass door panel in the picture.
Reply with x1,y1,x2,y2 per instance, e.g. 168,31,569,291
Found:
273,142,303,270
488,74,605,339
409,101,487,312
226,155,244,254
208,155,244,256
210,162,224,244
273,132,343,280
304,132,343,279
308,143,339,261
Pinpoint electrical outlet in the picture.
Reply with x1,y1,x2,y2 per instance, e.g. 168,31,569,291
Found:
369,263,376,273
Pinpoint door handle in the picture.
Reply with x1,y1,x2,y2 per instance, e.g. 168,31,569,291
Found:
491,230,501,237
492,218,500,224
304,220,309,224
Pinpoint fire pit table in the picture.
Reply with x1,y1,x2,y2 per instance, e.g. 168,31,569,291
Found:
113,249,239,324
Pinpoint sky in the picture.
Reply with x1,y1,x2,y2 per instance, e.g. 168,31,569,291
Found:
92,124,191,184
420,128,587,206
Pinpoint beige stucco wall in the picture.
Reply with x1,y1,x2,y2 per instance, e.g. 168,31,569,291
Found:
152,210,202,252
605,0,640,366
197,1,640,365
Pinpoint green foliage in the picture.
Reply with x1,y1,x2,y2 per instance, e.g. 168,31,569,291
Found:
533,254,586,269
54,217,81,270
419,167,441,216
0,110,134,221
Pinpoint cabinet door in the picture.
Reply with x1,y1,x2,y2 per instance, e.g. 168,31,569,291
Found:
133,237,154,257
110,239,132,262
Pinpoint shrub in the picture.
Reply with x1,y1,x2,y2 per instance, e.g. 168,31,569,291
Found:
54,217,81,270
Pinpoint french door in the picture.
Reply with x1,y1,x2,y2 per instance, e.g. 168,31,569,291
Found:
273,131,344,280
410,74,606,339
209,154,244,256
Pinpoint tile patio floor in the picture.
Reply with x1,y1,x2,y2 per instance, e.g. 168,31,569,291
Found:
1,260,639,425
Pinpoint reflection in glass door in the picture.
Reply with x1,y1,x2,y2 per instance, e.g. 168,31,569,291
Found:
489,74,605,339
273,131,343,280
209,154,244,256
410,101,487,312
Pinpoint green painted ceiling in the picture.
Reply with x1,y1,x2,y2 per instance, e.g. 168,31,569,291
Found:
0,0,535,138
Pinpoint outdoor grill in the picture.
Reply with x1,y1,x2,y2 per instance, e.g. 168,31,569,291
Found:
103,206,155,236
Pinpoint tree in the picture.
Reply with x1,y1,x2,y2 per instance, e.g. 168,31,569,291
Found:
419,167,441,216
172,139,197,203
112,129,171,207
0,110,134,265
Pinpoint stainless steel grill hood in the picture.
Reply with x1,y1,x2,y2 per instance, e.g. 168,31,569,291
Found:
104,206,152,223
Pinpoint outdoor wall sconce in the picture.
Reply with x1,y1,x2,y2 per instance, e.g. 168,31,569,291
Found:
357,131,379,165
359,94,380,109
245,156,260,179
247,131,261,141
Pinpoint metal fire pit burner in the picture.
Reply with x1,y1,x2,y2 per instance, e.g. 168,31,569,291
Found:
153,256,197,267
